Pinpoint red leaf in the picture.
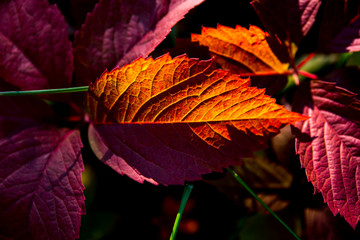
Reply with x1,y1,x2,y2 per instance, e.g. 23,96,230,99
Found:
0,97,85,240
0,0,73,90
293,80,360,229
86,54,307,185
73,0,205,86
251,0,321,44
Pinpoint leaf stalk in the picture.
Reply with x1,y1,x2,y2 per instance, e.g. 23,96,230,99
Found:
0,86,89,96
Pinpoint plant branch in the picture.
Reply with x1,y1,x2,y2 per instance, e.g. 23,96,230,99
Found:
0,86,89,96
228,168,301,240
170,184,194,240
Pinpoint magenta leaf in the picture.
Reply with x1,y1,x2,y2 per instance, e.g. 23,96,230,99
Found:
0,97,85,240
73,0,205,86
0,0,73,90
293,80,360,229
251,0,321,44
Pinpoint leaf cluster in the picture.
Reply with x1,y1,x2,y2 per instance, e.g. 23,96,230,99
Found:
0,0,360,239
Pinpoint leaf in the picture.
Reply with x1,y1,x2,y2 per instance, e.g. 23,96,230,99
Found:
0,0,73,90
191,25,288,74
191,25,289,95
318,0,360,52
235,156,293,190
88,124,158,185
73,0,205,86
206,154,293,211
293,80,360,229
327,16,360,52
86,54,307,185
0,97,85,239
251,0,321,44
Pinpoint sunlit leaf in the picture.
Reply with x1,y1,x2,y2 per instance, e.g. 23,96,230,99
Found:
191,25,289,95
86,54,307,185
191,25,288,74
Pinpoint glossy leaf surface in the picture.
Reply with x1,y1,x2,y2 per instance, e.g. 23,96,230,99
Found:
86,54,307,185
293,80,360,229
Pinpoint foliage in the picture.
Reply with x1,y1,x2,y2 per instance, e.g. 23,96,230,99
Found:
0,0,359,239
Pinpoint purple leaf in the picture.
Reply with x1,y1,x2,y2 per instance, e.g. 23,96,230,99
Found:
327,16,360,52
251,0,321,44
0,97,85,240
88,124,158,185
318,0,360,52
293,80,360,229
89,123,244,185
0,0,73,90
73,0,205,86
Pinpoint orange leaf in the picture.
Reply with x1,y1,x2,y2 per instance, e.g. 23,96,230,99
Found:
191,25,289,74
191,25,290,95
85,54,307,184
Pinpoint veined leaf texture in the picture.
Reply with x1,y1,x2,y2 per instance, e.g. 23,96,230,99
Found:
191,25,290,95
293,80,360,229
86,54,307,185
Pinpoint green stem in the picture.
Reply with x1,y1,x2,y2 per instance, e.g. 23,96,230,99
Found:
170,184,194,240
0,86,89,96
228,168,301,240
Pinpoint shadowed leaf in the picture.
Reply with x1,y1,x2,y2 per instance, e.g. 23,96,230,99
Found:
73,0,205,86
0,0,72,90
251,0,321,44
293,80,360,229
86,54,307,185
327,16,360,52
318,0,360,52
0,97,85,240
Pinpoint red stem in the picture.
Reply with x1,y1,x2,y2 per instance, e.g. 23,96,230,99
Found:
238,70,293,77
296,53,315,69
298,70,318,79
